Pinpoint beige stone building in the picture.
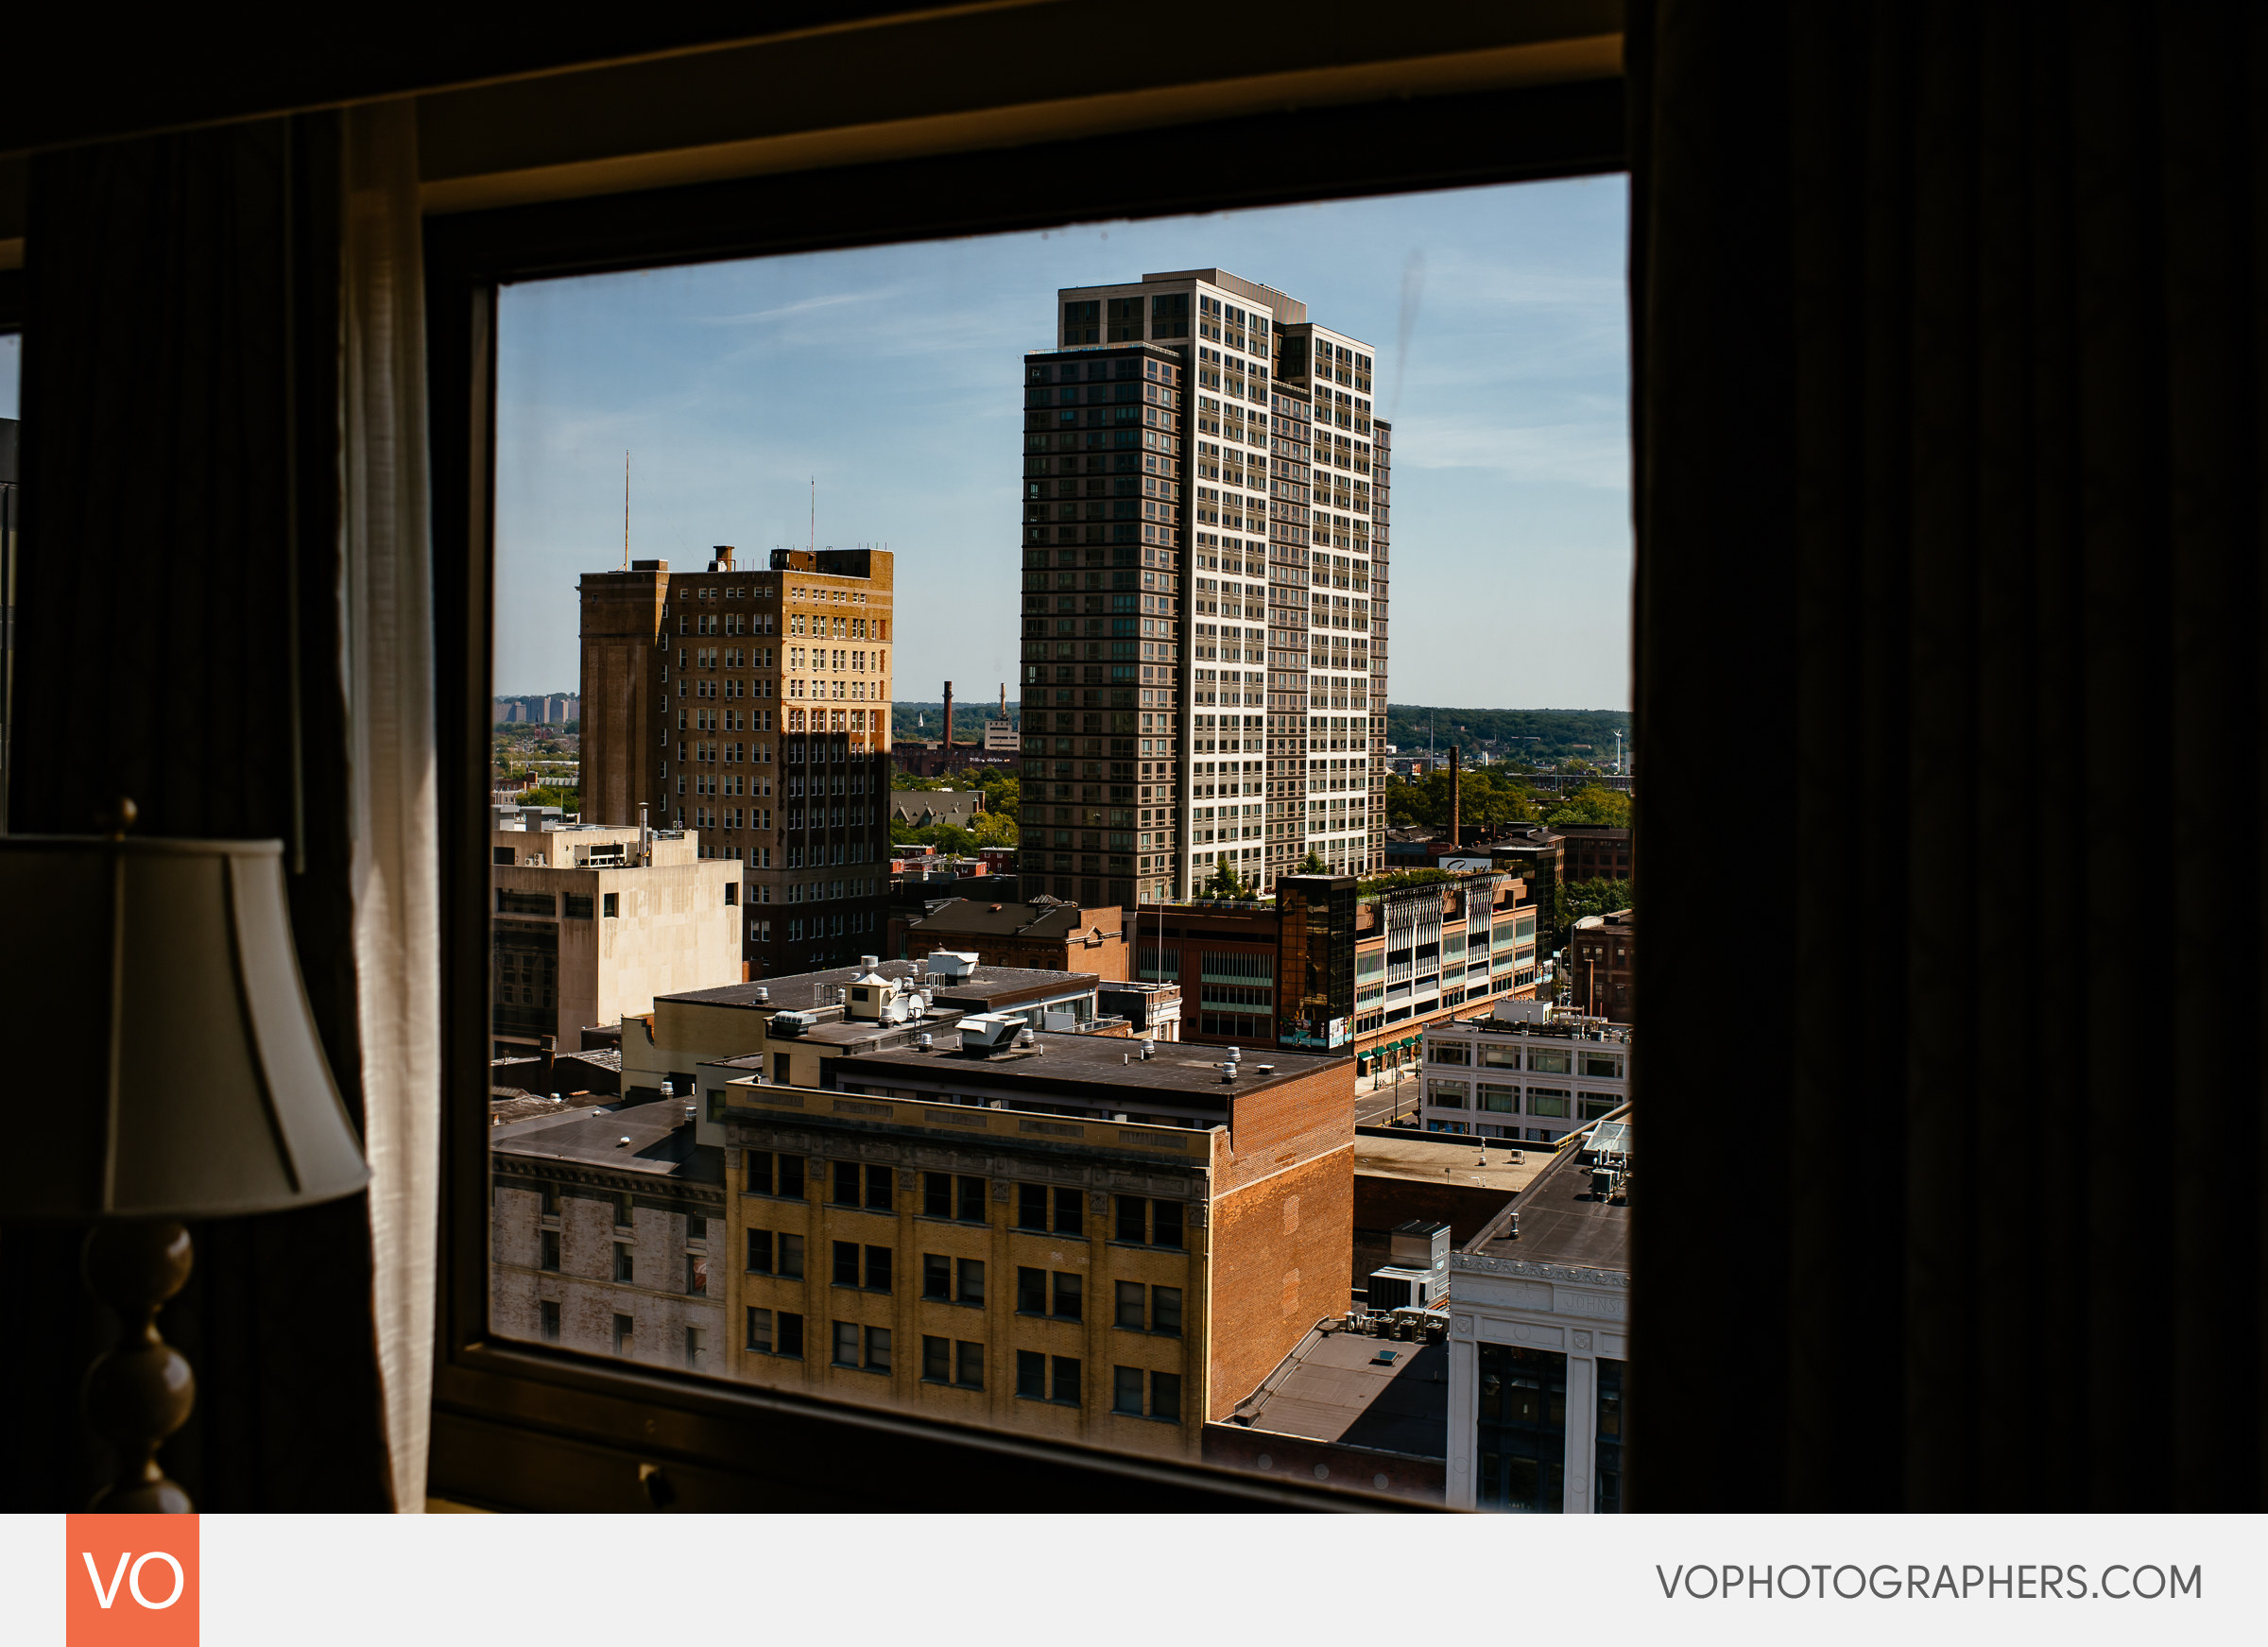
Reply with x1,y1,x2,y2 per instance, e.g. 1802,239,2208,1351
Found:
491,815,744,1052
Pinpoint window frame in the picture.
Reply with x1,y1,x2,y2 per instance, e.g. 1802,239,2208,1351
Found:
428,54,1622,1514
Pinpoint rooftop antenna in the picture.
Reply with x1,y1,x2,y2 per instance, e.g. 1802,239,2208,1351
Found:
810,474,816,556
624,450,630,570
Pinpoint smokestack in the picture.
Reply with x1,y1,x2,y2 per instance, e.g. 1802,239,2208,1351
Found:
942,680,954,751
540,1034,558,1094
999,682,1007,720
1450,746,1461,848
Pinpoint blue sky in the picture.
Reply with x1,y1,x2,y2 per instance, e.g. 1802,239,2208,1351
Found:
497,175,1630,708
7,178,1635,709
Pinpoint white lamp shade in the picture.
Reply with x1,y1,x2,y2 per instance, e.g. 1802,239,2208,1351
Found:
3,835,371,1219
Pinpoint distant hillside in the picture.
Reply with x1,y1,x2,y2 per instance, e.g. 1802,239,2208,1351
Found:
1383,706,1631,765
893,700,1018,745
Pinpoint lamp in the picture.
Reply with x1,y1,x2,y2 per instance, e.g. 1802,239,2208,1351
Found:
1,804,370,1511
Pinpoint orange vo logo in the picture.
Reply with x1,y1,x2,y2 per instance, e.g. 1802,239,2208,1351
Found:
66,1516,198,1646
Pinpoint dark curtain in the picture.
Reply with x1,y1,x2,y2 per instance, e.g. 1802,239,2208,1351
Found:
0,116,395,1510
1628,1,2266,1508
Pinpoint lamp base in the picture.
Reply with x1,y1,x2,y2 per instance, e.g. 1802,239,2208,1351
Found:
82,1220,197,1513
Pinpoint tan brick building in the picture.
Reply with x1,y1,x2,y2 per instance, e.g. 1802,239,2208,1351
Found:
902,895,1129,981
579,544,896,980
716,1033,1352,1460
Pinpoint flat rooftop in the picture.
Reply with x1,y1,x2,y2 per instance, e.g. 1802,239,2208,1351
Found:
1228,1326,1446,1459
853,1033,1346,1100
489,1097,722,1183
1464,1114,1631,1274
1354,1132,1551,1195
665,957,1097,1013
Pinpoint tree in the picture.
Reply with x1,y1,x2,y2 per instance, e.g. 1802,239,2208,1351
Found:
971,810,1019,848
1544,784,1632,829
1382,768,1539,834
1548,876,1634,952
1296,849,1332,875
1199,859,1252,899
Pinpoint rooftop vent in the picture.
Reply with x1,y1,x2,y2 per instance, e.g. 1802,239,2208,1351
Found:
754,986,769,1004
958,1013,1021,1053
926,950,980,981
616,1136,631,1147
1139,1039,1154,1060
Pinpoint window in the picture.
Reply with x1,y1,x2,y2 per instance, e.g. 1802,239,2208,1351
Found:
1112,1364,1144,1415
776,1233,805,1279
922,1334,952,1382
1150,1371,1182,1423
866,1245,893,1292
1016,1349,1046,1398
921,1253,951,1300
1431,1041,1470,1064
686,1327,707,1370
1430,1080,1470,1109
1528,1048,1572,1074
833,1321,861,1366
833,1240,859,1287
688,1214,708,1242
1016,1266,1046,1315
1053,1186,1084,1236
601,892,619,918
1152,1287,1182,1337
1017,1181,1048,1231
865,1165,894,1211
540,1300,560,1342
955,1341,985,1390
1480,1084,1520,1114
1115,1195,1145,1244
612,1243,633,1283
747,1229,772,1273
1153,1200,1184,1250
922,1172,952,1219
685,1254,708,1295
1596,1358,1624,1514
1052,1357,1082,1405
1476,1343,1568,1514
956,1258,985,1307
612,1313,634,1355
1116,1280,1146,1330
1528,1089,1572,1119
563,893,593,918
778,1155,805,1201
832,1163,859,1207
540,1230,559,1271
1053,1272,1082,1322
1583,1055,1624,1079
957,1175,987,1223
866,1326,893,1373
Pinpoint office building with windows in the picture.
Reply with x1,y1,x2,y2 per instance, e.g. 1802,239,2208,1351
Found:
1018,270,1388,911
714,1029,1354,1460
579,544,896,979
1444,1113,1631,1512
1417,1007,1633,1142
490,814,743,1052
490,1094,726,1377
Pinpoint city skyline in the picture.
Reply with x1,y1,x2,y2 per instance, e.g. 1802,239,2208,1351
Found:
494,177,1630,708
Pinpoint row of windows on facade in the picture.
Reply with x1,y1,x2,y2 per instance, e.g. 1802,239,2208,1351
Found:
743,1156,1188,1247
1429,1043,1624,1078
1475,1344,1623,1515
742,1309,1183,1421
1426,1083,1623,1121
744,1233,1181,1334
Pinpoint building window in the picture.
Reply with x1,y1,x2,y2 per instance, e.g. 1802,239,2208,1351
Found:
1430,1080,1469,1109
602,892,619,918
1016,1349,1046,1398
539,1300,560,1342
866,1326,893,1373
684,1254,709,1295
1430,1041,1469,1064
612,1243,633,1283
1115,1196,1145,1244
1153,1286,1182,1336
1476,1343,1568,1514
832,1163,859,1207
921,1253,952,1300
1527,1089,1571,1119
922,1333,951,1382
685,1327,707,1370
833,1320,861,1367
956,1175,987,1222
1015,1266,1046,1315
1596,1358,1624,1514
1112,1194,1183,1247
540,1230,559,1271
1112,1364,1144,1415
1052,1356,1082,1405
563,893,593,918
747,1229,772,1273
865,1165,894,1211
1480,1084,1519,1114
1053,1185,1084,1236
833,1240,859,1287
1151,1370,1182,1423
687,1213,707,1242
1153,1199,1184,1250
612,1313,634,1355
1017,1182,1048,1231
776,1233,805,1279
1115,1280,1146,1330
956,1258,986,1306
866,1245,893,1291
955,1340,985,1390
1052,1272,1082,1322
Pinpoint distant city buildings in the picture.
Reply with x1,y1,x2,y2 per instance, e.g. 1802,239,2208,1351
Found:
1020,269,1389,908
1569,909,1634,1021
494,693,581,725
578,544,895,978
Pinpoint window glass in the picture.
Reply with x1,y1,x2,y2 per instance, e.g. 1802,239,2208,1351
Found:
484,174,1630,1491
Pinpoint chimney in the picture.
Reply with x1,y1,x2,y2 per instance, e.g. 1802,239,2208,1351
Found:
713,544,735,571
941,680,954,751
539,1035,558,1094
1449,746,1461,848
638,801,650,866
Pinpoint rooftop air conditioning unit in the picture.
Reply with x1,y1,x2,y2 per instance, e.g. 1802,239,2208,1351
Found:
957,1013,1020,1053
769,1010,818,1038
926,951,980,981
